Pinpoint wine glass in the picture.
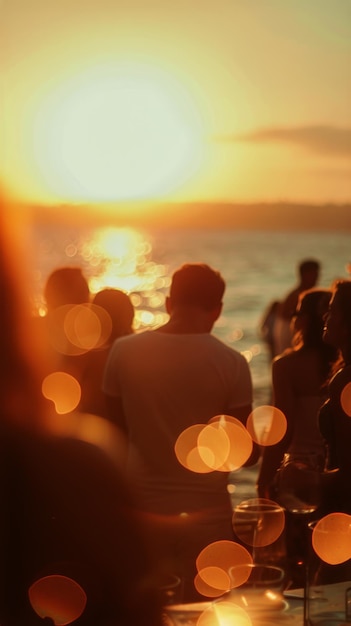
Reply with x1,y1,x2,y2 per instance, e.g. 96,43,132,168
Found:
232,498,286,566
276,452,323,515
275,452,323,588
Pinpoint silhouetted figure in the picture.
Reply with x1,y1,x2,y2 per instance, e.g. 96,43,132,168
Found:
257,288,338,587
0,203,162,626
320,279,351,514
259,299,280,361
257,288,338,499
43,267,90,312
93,288,134,340
273,259,320,355
103,263,258,601
79,288,135,417
36,266,91,379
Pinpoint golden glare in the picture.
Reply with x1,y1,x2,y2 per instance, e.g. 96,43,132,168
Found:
232,498,285,548
28,63,204,202
312,513,351,565
210,602,252,626
42,372,81,414
246,406,287,446
28,575,87,625
86,227,164,297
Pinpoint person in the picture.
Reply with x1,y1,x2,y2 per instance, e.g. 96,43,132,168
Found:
93,288,134,340
79,288,135,417
257,288,338,499
102,262,258,601
319,279,351,514
35,266,92,379
259,299,280,361
43,267,90,312
273,259,320,355
0,202,162,626
257,288,338,587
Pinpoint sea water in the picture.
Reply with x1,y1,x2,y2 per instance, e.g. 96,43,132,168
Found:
29,223,351,409
28,222,351,505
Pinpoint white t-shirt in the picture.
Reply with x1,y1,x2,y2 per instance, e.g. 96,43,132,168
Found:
103,331,253,515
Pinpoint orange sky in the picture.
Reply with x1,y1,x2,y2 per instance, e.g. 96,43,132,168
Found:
1,0,351,210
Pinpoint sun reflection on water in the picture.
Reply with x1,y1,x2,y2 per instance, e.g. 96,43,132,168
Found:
83,227,162,294
34,225,170,331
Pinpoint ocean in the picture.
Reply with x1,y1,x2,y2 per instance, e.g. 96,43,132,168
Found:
29,222,351,409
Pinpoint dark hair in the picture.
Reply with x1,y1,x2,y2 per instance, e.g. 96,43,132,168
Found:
294,288,338,382
333,280,351,327
44,267,90,311
298,259,320,277
170,263,225,311
330,280,351,370
92,288,134,340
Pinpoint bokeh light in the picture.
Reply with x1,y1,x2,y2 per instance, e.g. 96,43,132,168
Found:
46,305,88,356
28,575,87,625
174,425,215,474
174,417,253,474
312,513,351,565
194,572,228,599
33,227,171,335
197,424,231,470
64,303,112,350
195,566,231,593
207,415,253,471
196,541,252,597
246,405,287,446
42,372,81,414
340,382,351,417
232,498,285,547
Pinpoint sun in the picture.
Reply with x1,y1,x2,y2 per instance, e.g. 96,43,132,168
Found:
29,63,205,202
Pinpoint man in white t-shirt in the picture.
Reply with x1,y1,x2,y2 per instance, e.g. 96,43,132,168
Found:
103,263,256,600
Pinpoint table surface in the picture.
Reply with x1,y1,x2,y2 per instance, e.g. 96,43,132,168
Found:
165,582,351,626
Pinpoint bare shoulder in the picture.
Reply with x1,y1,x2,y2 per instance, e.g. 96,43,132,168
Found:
273,349,296,370
273,349,308,383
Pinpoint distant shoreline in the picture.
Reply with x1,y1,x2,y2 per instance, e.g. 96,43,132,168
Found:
28,201,351,232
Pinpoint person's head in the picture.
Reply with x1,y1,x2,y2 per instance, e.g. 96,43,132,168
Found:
44,267,90,312
167,263,225,317
298,259,320,290
92,288,134,341
323,280,351,359
293,288,332,349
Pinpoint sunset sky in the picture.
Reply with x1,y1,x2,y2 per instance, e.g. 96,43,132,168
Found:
2,0,351,210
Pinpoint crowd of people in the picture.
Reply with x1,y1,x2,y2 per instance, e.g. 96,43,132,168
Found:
2,198,351,622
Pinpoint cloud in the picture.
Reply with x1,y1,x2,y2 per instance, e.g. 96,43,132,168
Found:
215,125,351,158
